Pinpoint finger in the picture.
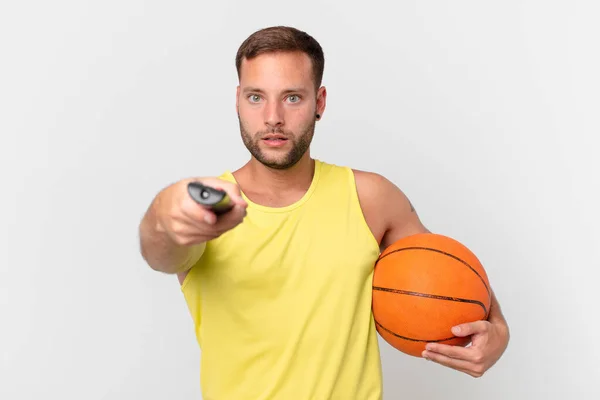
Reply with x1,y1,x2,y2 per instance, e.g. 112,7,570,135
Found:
452,320,490,337
422,349,474,372
423,355,473,376
181,201,245,235
424,343,473,361
180,202,217,226
424,356,480,378
208,202,247,227
214,204,247,227
165,215,211,244
202,209,218,225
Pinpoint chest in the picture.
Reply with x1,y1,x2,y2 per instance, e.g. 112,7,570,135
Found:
199,206,380,299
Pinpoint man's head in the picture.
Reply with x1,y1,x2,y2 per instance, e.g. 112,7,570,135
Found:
235,26,326,170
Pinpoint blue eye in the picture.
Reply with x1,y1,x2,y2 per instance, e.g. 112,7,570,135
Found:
248,94,261,103
287,95,300,103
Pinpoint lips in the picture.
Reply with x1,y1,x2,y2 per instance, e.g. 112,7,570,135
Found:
261,133,289,148
262,134,288,141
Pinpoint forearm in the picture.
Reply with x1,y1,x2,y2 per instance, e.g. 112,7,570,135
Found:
138,201,205,274
488,290,509,335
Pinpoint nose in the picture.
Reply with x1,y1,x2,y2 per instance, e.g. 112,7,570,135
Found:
264,100,284,128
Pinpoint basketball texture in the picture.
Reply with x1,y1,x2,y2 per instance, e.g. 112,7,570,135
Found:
372,233,491,357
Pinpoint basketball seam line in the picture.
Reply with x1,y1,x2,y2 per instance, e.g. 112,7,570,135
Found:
373,319,458,343
375,246,491,302
372,285,488,315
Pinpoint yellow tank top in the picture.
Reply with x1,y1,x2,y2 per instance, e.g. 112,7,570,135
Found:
181,159,383,399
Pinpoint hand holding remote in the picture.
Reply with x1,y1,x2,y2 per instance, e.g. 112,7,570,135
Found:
153,177,248,247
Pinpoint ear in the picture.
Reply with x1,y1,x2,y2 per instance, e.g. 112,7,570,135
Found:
236,86,240,114
316,86,327,120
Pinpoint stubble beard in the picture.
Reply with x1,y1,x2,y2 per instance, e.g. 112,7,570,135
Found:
238,116,315,170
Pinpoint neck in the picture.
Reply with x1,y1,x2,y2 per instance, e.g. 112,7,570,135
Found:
252,155,314,190
233,153,315,200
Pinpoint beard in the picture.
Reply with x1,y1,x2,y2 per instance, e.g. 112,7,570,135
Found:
238,116,315,170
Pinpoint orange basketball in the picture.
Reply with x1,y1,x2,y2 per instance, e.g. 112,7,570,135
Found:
372,233,491,357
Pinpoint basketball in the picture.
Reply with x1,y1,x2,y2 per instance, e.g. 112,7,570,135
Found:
372,233,491,357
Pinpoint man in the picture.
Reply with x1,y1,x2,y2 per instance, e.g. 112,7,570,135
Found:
139,26,509,399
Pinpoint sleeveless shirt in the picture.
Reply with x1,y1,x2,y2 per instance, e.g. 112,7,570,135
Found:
181,159,383,399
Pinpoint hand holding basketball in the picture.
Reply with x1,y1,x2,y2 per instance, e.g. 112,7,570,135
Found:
422,317,510,378
372,233,492,357
371,232,509,378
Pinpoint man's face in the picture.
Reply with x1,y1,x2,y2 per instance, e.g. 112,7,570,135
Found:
236,51,325,170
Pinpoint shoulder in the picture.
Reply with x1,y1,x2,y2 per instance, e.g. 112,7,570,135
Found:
352,169,429,250
352,169,409,213
352,169,397,197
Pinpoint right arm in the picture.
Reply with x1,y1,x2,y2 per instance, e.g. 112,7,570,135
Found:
138,196,207,274
138,177,248,275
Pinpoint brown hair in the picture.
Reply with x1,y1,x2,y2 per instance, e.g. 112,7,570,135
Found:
235,26,325,90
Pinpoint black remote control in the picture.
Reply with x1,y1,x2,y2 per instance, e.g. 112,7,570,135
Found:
187,182,234,215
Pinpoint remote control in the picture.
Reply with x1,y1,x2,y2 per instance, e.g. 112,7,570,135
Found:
187,182,234,215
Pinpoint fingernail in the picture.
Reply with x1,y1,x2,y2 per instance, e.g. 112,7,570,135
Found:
425,344,433,351
204,214,213,224
452,326,461,334
422,351,429,360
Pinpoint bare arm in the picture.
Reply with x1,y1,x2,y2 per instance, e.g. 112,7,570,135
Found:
138,177,247,275
354,170,429,251
138,197,206,275
357,170,510,376
487,290,509,334
357,170,508,323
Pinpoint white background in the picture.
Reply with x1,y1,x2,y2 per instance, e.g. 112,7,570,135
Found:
1,1,599,399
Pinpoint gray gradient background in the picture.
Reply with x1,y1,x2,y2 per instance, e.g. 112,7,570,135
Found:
1,1,599,399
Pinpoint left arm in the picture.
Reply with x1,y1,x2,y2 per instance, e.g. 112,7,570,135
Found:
356,170,510,377
353,169,430,251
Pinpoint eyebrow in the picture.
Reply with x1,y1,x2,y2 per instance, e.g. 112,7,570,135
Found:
242,87,308,95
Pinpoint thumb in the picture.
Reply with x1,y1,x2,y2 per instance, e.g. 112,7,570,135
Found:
451,320,488,337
